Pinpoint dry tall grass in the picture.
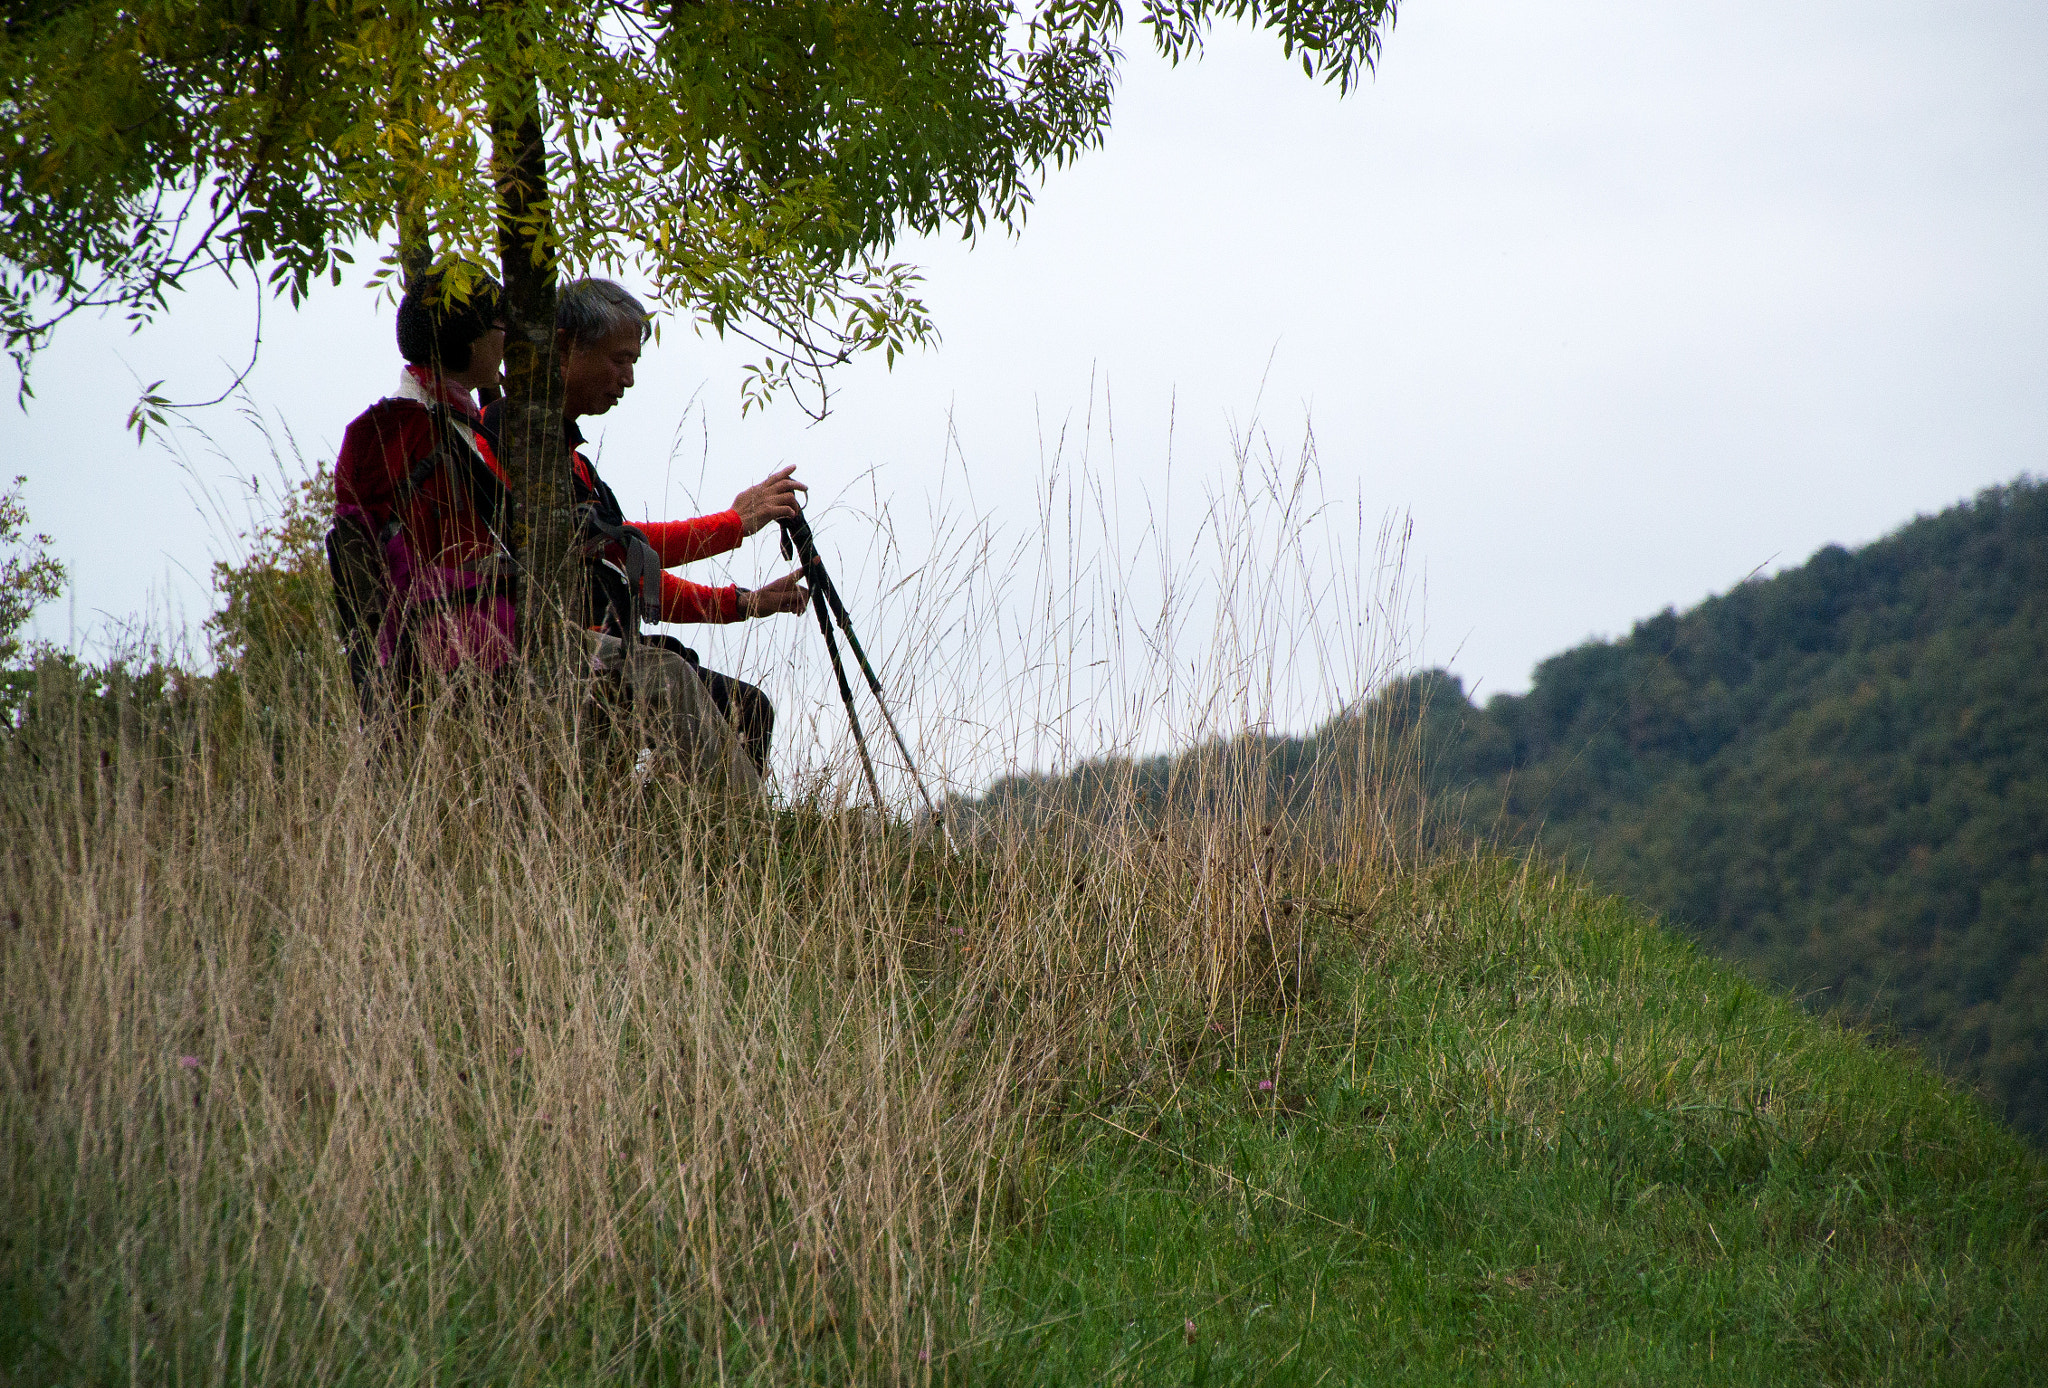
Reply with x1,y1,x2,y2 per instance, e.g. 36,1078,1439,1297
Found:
1,422,1425,1383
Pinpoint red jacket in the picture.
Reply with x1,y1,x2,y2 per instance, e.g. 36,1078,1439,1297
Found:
333,368,517,670
333,368,504,569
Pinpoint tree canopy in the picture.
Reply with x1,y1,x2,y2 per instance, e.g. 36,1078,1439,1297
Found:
3,0,1399,408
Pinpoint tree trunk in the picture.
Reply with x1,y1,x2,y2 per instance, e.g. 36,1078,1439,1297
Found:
486,46,573,659
395,200,431,290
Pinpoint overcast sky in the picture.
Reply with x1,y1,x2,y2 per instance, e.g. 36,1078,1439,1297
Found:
6,0,2045,768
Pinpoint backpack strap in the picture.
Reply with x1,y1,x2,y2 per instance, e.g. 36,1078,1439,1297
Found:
567,460,661,645
326,514,385,711
577,504,664,644
388,404,514,547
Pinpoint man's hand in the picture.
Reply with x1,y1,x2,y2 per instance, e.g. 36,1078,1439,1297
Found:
742,569,810,618
732,466,807,536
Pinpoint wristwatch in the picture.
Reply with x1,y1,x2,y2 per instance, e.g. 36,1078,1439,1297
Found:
735,586,754,619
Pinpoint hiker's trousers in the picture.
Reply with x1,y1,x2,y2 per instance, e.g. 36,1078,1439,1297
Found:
579,630,763,794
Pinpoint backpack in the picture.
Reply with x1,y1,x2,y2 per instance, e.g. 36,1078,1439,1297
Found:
325,402,516,713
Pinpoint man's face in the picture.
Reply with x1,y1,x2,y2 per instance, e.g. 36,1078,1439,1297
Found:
559,324,642,419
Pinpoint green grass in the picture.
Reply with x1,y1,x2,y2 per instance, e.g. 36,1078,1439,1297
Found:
967,860,2048,1385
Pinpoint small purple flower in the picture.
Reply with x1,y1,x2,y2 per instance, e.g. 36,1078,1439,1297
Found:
1257,1079,1274,1092
1184,1319,1198,1343
510,1046,525,1060
178,1055,201,1070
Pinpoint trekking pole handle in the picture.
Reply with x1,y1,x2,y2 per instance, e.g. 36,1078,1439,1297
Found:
778,511,823,572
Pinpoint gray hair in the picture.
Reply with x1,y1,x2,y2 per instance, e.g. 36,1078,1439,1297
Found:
556,277,652,349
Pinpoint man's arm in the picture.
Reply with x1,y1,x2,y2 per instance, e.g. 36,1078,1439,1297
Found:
657,572,742,624
636,466,808,567
637,512,744,567
655,568,809,625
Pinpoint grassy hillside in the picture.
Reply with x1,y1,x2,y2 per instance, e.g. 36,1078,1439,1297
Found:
975,858,2048,1384
5,653,2045,1385
1399,477,2048,1143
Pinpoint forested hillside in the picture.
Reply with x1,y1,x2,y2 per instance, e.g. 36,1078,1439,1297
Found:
1414,477,2048,1139
973,478,2048,1142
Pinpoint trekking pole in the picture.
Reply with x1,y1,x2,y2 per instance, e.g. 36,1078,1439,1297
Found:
780,511,946,832
808,568,888,814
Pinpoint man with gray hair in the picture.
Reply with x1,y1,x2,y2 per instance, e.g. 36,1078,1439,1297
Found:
485,277,810,787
